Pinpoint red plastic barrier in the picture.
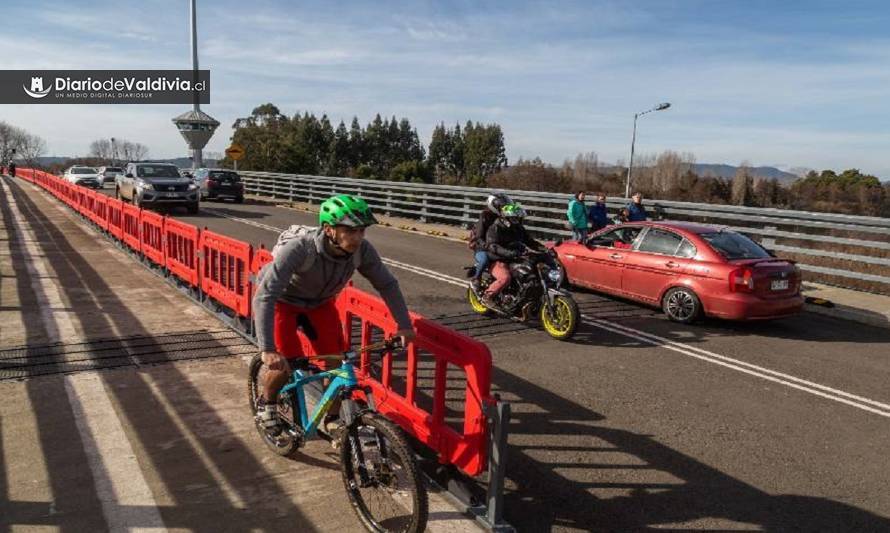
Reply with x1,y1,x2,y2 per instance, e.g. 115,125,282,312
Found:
140,210,165,266
330,287,493,477
200,230,252,317
165,218,201,286
106,198,124,240
94,194,108,231
121,203,141,251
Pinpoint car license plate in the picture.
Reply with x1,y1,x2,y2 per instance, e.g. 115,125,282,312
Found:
771,279,789,291
165,192,178,198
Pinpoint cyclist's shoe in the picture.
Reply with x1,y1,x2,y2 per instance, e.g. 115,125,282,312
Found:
480,293,497,309
324,415,346,449
257,398,283,437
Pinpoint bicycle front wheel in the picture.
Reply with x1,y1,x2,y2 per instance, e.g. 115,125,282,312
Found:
340,412,428,533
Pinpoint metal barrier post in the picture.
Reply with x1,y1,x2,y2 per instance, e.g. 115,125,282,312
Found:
475,397,513,532
421,193,429,223
289,179,294,202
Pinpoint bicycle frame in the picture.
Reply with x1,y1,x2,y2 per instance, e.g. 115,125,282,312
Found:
280,353,366,438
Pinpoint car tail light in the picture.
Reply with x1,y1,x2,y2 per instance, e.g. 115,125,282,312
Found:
729,267,754,293
207,179,218,187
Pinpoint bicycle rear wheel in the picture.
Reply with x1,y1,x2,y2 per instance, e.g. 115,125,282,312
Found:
247,353,301,457
339,412,428,533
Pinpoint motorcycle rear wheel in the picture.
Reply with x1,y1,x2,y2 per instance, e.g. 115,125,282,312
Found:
467,287,491,315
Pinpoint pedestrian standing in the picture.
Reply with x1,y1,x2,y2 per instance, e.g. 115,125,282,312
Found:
567,191,588,243
625,192,648,222
587,193,609,232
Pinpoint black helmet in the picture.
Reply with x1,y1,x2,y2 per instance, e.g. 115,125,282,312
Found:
486,192,514,215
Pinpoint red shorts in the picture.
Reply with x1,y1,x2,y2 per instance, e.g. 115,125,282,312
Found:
273,300,347,360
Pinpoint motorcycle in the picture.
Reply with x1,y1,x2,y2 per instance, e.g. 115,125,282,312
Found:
466,246,579,341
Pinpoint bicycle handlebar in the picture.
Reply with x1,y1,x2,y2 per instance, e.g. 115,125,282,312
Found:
306,336,406,364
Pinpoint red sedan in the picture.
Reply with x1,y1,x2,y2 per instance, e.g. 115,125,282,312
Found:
551,221,804,323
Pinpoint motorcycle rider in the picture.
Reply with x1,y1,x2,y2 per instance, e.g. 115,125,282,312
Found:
481,202,543,308
469,192,514,290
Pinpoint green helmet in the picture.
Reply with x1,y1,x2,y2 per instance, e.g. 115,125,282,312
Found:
318,194,378,227
500,203,526,219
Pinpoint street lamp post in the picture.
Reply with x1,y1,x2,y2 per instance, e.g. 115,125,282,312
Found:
110,137,115,167
625,102,671,199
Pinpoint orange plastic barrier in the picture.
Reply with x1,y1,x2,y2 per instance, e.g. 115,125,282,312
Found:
121,203,141,251
106,198,124,240
140,210,165,265
165,218,201,287
200,230,252,317
335,287,493,477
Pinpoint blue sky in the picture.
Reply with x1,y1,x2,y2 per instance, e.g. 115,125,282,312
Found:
2,0,890,178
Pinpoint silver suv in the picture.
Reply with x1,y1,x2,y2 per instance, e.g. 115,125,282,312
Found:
116,162,200,214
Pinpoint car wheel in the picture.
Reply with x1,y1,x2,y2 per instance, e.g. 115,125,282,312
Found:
662,287,702,324
133,194,140,208
115,187,121,200
234,195,244,204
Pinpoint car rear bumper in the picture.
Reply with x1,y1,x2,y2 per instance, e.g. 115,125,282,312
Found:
704,292,805,320
205,186,243,198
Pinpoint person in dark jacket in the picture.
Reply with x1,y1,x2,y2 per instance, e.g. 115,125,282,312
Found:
587,193,609,232
469,193,514,287
481,203,542,307
625,192,648,222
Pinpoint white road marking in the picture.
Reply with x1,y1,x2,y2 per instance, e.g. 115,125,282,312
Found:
193,204,890,417
64,374,167,531
3,177,167,531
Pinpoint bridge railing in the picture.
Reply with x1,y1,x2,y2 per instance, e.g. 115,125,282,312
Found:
239,171,890,294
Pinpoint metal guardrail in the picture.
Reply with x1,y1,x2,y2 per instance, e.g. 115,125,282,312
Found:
239,171,890,292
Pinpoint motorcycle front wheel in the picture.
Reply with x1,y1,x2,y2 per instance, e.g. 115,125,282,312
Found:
540,294,579,341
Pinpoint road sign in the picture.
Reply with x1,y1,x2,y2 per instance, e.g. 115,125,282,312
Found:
225,144,245,161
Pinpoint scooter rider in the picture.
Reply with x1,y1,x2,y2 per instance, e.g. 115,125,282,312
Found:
481,202,543,308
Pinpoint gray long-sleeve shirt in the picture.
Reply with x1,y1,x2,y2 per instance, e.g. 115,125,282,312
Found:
252,228,412,352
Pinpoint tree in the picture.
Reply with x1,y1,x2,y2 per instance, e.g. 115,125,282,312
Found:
731,163,754,206
463,121,507,187
487,157,572,193
18,133,47,167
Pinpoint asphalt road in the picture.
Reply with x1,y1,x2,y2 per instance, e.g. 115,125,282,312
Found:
102,191,890,532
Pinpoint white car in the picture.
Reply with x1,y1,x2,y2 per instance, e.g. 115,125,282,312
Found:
63,166,100,188
95,166,124,188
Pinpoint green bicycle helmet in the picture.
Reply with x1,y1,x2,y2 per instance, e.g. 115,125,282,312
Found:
318,194,378,227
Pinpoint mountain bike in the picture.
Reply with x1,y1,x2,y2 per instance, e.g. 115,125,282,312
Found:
247,337,428,533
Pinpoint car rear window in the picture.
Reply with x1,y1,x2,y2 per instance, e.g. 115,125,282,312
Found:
700,231,770,260
136,165,181,178
637,229,684,255
209,171,239,181
105,167,122,172
72,167,96,174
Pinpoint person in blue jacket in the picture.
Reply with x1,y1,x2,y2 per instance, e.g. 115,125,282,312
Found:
625,192,648,222
587,193,609,232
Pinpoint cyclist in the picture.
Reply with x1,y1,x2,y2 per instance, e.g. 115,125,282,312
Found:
468,192,514,290
252,194,415,436
481,202,543,308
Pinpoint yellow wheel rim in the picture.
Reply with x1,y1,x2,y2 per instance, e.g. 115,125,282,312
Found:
541,298,573,337
468,287,488,314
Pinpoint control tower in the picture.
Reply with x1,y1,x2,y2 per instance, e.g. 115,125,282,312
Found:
172,0,218,170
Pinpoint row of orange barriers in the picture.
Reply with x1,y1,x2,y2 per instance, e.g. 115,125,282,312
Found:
14,168,497,481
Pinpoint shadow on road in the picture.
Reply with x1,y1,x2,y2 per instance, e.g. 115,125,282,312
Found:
487,366,890,532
